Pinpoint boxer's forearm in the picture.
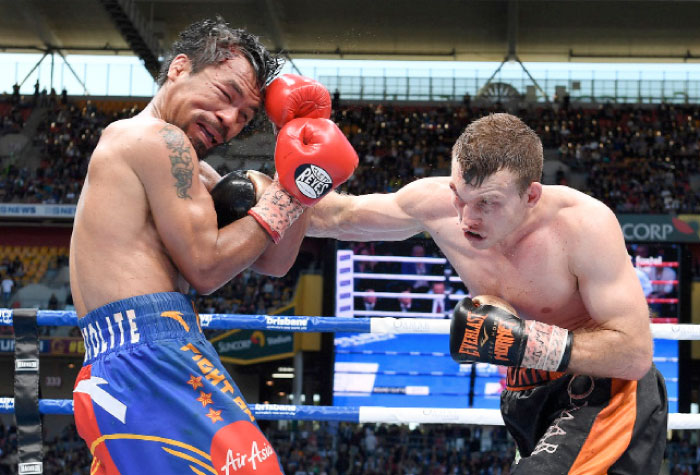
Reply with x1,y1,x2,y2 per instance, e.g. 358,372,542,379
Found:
307,191,424,241
567,327,652,380
251,212,310,277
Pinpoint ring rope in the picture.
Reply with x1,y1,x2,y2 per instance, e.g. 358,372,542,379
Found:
352,255,448,264
353,273,461,282
1,310,699,339
351,253,679,269
353,291,462,300
0,398,695,429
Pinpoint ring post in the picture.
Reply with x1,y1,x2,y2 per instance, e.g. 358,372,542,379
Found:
13,309,43,474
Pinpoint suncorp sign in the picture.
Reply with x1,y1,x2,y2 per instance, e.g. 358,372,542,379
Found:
617,215,700,243
621,222,675,241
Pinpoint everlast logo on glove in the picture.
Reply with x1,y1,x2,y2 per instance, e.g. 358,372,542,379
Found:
493,320,517,362
295,164,332,199
450,296,573,372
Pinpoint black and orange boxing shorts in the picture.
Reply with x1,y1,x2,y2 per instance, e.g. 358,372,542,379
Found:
501,366,667,474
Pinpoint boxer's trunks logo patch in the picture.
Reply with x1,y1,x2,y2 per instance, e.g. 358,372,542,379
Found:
294,164,332,199
211,420,282,474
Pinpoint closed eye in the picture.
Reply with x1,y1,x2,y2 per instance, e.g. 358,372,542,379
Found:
218,87,231,102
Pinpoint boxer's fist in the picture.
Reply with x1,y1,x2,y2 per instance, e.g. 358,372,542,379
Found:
247,118,358,243
449,295,572,372
265,74,331,129
211,170,271,228
275,118,358,206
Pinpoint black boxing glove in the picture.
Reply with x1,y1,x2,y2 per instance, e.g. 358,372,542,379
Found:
210,170,270,228
449,296,573,372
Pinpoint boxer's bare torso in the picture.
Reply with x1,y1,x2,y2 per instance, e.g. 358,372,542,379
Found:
312,176,588,327
69,118,188,318
309,170,652,379
417,178,589,329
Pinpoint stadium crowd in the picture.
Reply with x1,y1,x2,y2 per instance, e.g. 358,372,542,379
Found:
2,95,700,215
0,420,696,474
1,92,700,473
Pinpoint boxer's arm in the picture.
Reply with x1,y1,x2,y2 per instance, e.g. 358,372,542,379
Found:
205,165,304,277
307,178,441,241
198,161,221,192
128,124,269,294
567,205,653,380
250,212,310,276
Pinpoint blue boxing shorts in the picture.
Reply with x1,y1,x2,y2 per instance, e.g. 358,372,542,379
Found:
73,292,284,475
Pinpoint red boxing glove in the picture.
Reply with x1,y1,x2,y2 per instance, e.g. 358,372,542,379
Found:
265,74,332,130
247,118,358,243
275,118,358,206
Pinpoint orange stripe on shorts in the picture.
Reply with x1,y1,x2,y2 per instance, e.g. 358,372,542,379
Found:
568,378,637,474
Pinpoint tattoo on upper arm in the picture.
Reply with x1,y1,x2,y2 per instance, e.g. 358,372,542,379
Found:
159,125,195,199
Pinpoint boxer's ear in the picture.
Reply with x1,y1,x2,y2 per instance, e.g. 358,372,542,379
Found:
525,182,542,207
167,54,193,82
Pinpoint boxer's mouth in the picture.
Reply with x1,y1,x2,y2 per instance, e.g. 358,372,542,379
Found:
199,123,220,147
465,230,484,241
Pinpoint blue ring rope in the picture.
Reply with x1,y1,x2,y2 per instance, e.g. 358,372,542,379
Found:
0,398,364,421
0,310,372,332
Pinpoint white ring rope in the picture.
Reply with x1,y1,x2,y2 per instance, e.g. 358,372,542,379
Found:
353,272,458,282
352,255,449,264
356,310,450,319
354,291,463,300
355,407,700,429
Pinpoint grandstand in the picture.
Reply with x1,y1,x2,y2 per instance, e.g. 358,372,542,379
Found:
1,1,700,474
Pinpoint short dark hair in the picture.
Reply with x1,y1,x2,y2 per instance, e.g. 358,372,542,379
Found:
157,16,283,91
452,113,543,194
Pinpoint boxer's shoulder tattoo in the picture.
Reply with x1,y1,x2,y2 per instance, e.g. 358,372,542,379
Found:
159,125,194,199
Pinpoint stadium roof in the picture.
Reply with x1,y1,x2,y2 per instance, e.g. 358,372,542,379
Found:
2,0,700,78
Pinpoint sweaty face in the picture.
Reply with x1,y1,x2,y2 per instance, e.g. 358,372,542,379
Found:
449,165,529,250
168,54,261,159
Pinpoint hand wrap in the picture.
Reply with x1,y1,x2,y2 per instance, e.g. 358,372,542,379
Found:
449,296,573,372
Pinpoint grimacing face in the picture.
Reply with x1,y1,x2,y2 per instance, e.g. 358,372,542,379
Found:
448,163,532,250
166,53,261,158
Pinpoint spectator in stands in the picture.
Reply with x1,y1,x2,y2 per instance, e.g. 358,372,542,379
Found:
428,281,447,317
360,289,378,312
10,256,23,279
11,84,20,105
48,293,58,310
1,274,13,307
395,289,414,313
401,244,431,292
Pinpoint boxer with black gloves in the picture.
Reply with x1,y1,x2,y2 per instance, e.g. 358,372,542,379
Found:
307,113,667,474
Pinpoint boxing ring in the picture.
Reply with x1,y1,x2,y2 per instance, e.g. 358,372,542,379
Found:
1,250,699,473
